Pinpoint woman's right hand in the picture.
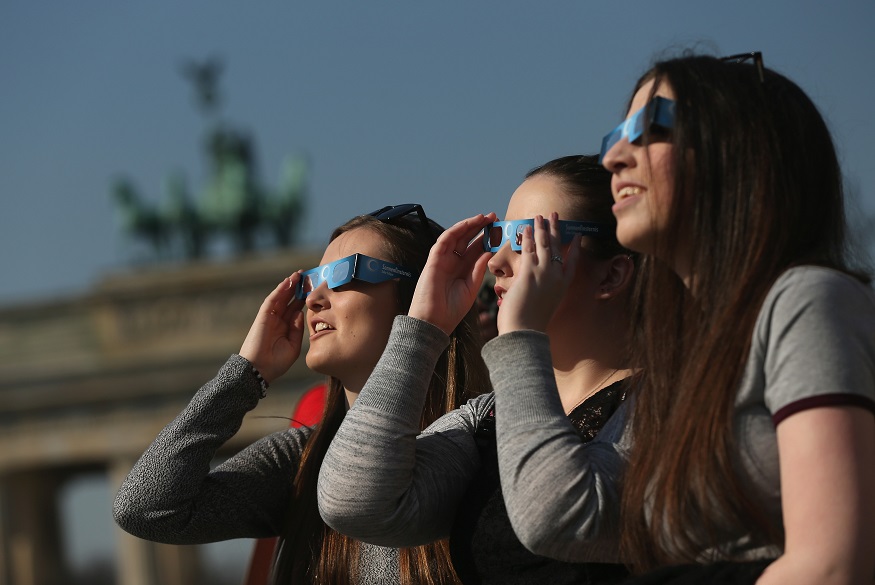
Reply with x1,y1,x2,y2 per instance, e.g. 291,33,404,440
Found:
408,213,496,335
239,272,307,384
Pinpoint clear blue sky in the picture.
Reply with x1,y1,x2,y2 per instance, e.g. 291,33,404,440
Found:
2,1,874,305
3,0,875,576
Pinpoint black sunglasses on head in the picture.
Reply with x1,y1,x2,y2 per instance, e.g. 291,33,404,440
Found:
720,51,764,83
368,203,435,242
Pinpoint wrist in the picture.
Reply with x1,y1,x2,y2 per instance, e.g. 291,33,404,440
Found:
498,316,546,335
249,364,270,398
408,309,453,335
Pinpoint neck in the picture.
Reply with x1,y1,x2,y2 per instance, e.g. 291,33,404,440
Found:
340,372,367,408
553,362,631,413
336,355,386,407
677,263,694,291
666,247,693,292
343,388,359,408
547,299,633,413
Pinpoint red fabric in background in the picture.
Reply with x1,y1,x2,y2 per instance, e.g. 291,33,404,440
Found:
289,383,327,428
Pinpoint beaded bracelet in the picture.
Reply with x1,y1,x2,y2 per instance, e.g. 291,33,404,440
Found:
251,366,269,398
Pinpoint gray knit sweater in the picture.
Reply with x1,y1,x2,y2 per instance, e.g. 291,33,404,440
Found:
317,316,625,564
112,353,400,583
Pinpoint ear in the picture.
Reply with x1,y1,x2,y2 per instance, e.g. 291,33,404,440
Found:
596,254,635,300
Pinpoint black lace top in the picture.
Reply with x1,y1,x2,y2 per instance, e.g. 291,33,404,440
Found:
448,378,632,585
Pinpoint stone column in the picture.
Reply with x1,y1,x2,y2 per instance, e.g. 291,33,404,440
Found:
109,458,157,585
109,458,203,585
153,543,201,585
0,480,10,585
0,470,66,585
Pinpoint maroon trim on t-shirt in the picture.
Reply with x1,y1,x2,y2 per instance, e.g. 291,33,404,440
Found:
772,393,875,426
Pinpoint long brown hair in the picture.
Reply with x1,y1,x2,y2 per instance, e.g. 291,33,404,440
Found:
618,53,870,571
272,214,490,584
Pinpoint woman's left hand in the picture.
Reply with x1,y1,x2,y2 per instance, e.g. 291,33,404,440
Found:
408,212,496,335
497,212,580,334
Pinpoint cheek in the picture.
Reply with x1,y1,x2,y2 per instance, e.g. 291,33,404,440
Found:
507,253,521,273
499,248,523,275
359,293,400,340
488,245,512,273
354,309,397,362
652,148,676,203
652,173,675,220
567,254,598,290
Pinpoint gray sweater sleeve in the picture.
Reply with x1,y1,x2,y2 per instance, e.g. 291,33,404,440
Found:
112,354,312,544
318,315,491,547
484,330,627,563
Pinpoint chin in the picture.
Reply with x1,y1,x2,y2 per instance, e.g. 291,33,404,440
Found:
305,352,333,378
615,225,651,256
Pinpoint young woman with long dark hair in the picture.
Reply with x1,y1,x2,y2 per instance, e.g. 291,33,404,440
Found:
113,205,490,585
487,54,875,584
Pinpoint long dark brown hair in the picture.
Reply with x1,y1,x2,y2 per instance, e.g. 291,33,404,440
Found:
618,53,870,571
271,213,490,584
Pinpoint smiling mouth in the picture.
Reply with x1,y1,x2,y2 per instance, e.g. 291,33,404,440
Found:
618,186,644,199
314,322,334,333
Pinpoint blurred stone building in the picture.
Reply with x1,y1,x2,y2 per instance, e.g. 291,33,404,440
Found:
0,250,322,585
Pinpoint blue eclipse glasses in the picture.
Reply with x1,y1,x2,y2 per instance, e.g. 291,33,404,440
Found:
295,253,414,299
482,219,606,253
599,96,676,163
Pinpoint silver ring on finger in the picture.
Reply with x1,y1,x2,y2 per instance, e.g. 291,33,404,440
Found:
550,255,563,264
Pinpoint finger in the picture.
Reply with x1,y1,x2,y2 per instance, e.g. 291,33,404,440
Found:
263,273,305,323
439,213,496,257
519,224,537,266
533,214,551,265
470,251,493,290
457,246,492,277
259,278,292,319
270,279,298,320
548,212,562,260
288,310,306,340
458,212,497,253
283,272,306,314
279,297,305,322
443,213,490,242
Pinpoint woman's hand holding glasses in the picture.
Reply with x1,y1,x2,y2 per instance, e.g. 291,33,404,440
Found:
497,212,580,335
239,272,308,384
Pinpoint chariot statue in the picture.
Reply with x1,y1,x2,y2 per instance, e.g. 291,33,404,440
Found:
111,56,307,259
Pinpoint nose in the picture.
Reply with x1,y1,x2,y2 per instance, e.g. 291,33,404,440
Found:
487,241,514,278
601,137,635,174
305,281,331,312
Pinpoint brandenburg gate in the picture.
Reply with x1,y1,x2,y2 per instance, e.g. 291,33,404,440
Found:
0,250,322,585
